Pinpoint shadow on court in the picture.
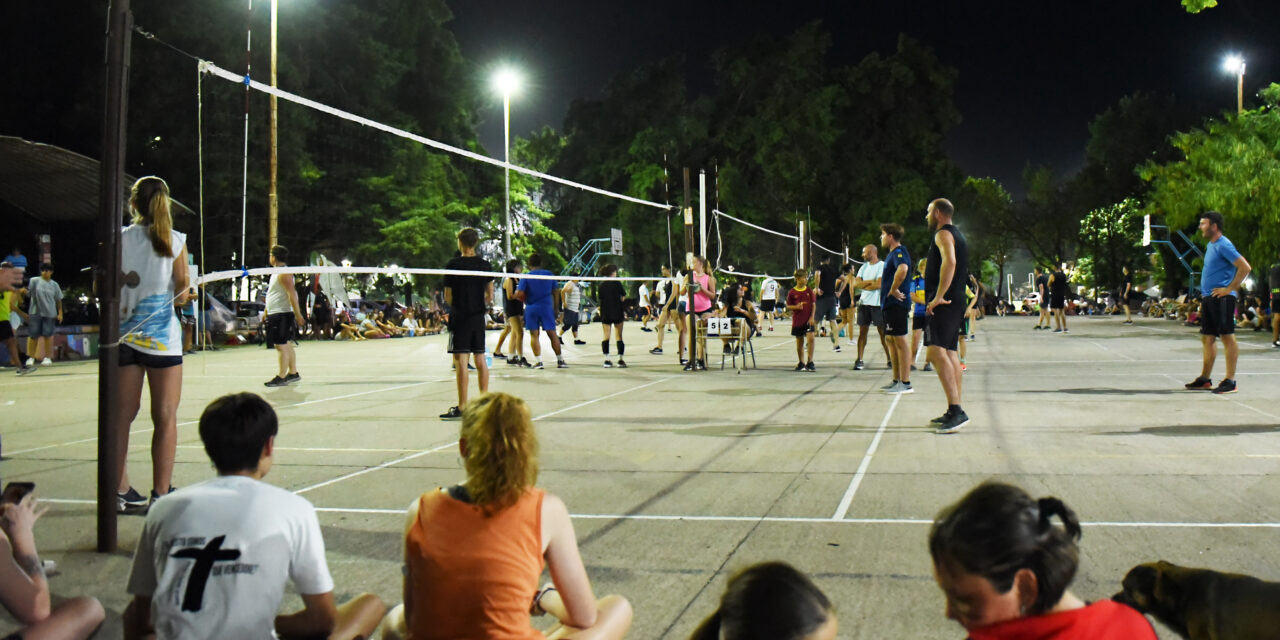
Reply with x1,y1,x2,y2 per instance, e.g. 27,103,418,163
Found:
1097,423,1280,437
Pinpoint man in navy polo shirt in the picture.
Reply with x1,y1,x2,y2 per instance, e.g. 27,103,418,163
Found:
879,223,913,394
1184,211,1251,394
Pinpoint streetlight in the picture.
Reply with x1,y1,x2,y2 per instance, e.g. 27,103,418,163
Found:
1223,55,1245,115
492,67,521,260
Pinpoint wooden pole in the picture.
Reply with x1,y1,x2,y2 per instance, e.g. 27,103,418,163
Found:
96,0,132,552
268,0,278,247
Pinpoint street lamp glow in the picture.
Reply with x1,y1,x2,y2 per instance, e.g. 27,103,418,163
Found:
493,68,521,96
1223,55,1244,74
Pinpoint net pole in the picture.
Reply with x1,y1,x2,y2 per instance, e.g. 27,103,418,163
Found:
239,0,253,297
197,64,206,352
96,0,132,553
683,168,695,370
698,170,707,258
267,0,278,248
799,220,809,272
664,150,672,269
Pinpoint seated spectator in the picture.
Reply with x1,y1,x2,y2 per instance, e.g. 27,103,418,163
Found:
0,490,104,639
688,561,836,640
929,481,1155,639
380,392,632,640
400,309,419,337
373,311,407,337
358,313,388,339
124,392,385,640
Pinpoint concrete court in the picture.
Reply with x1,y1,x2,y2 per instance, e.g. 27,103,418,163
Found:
1,314,1278,638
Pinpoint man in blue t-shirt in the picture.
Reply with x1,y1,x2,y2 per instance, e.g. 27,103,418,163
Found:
910,258,929,372
516,253,567,369
879,223,914,393
1184,211,1251,394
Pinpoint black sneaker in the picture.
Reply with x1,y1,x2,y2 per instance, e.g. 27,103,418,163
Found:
519,357,533,368
118,487,148,514
910,364,918,371
650,347,664,355
604,360,614,368
574,340,587,345
285,372,301,385
696,359,706,371
929,408,954,425
680,358,689,366
492,352,505,360
149,486,177,509
1184,376,1213,390
833,345,842,352
805,362,816,372
264,376,288,387
1062,328,1069,334
853,360,865,370
1053,328,1063,333
723,343,733,354
557,360,569,369
15,365,36,376
439,406,463,420
923,362,933,371
794,362,805,371
685,361,697,371
1212,379,1237,395
935,410,969,434
617,359,627,368
507,355,519,365
534,361,545,370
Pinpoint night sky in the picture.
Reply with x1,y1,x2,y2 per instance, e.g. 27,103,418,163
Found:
450,0,1280,193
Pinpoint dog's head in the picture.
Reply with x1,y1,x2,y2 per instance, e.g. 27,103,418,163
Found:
1112,561,1187,634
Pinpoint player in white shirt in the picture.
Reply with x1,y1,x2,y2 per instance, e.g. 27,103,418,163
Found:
759,276,779,331
125,393,385,640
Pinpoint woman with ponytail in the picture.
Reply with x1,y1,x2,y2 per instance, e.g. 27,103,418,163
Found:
114,176,189,513
688,562,836,640
381,392,632,640
929,481,1155,639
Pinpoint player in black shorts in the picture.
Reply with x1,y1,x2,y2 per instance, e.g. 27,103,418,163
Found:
1120,265,1134,325
1049,265,1069,333
440,228,493,420
923,198,969,434
597,264,627,368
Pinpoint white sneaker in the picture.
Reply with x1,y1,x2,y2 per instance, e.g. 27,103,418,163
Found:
40,358,53,366
24,357,34,366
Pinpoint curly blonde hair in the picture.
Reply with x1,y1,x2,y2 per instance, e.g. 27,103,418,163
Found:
460,393,539,514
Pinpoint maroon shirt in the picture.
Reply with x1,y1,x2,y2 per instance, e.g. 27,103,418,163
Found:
788,286,815,327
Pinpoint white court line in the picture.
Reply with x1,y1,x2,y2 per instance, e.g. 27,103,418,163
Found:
1087,341,1136,361
289,375,678,495
42,499,1280,529
175,445,417,453
831,393,902,520
4,379,444,457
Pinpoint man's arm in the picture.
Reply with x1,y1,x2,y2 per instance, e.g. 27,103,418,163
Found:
928,231,957,313
0,500,51,625
275,592,338,638
889,264,909,301
1214,256,1253,297
282,274,305,326
443,287,453,307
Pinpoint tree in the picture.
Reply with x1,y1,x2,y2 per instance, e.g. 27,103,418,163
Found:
1079,198,1144,292
953,177,1015,296
1182,0,1218,13
1140,83,1280,275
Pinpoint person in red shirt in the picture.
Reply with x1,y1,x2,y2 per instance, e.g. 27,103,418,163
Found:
786,268,817,371
930,482,1156,640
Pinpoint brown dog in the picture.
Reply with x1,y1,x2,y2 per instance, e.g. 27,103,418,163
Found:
1112,560,1280,640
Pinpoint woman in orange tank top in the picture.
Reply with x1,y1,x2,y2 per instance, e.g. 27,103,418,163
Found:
380,392,632,640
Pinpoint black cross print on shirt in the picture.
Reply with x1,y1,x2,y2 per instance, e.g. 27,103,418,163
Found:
171,535,241,612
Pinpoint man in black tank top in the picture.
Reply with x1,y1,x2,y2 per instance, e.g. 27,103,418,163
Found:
923,198,969,434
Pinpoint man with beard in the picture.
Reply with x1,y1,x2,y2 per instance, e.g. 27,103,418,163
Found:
924,199,970,434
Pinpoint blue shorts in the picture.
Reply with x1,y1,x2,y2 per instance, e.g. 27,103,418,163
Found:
524,305,557,332
29,315,57,338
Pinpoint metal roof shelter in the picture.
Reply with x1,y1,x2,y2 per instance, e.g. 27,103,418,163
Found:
0,135,195,223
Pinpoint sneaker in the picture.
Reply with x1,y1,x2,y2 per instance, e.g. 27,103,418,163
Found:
1272,341,1280,348
922,363,933,372
805,362,816,372
519,357,533,368
574,339,587,345
1123,321,1134,325
833,345,842,352
1063,329,1069,334
492,351,505,360
930,409,953,425
685,361,697,371
680,358,689,366
285,372,301,385
439,406,463,420
557,360,569,369
149,486,177,508
696,359,707,371
853,360,865,370
794,362,805,371
910,364,918,371
604,360,614,368
935,410,969,434
966,335,975,342
40,358,52,366
534,361,545,369
1053,328,1063,333
15,365,36,376
507,355,518,365
650,347,664,355
897,382,914,394
881,381,900,390
117,487,147,514
24,357,34,366
1033,326,1042,330
264,376,288,387
1212,379,1238,395
642,327,653,332
723,344,733,354
617,359,627,368
1183,376,1213,390
467,363,476,370
886,362,893,369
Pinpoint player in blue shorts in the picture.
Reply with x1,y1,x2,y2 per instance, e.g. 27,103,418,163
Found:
517,253,568,369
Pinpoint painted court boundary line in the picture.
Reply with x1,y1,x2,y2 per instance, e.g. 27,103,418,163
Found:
37,500,1280,529
289,375,677,495
831,392,902,520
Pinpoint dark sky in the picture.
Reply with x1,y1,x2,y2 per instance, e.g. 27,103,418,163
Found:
450,0,1280,193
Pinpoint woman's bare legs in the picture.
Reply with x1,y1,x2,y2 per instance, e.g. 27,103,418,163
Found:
540,590,633,640
114,365,146,493
146,364,182,495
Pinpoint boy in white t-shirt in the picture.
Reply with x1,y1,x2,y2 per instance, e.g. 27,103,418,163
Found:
124,393,385,640
759,276,779,331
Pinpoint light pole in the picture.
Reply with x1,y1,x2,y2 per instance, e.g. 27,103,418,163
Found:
493,68,520,260
1223,55,1245,115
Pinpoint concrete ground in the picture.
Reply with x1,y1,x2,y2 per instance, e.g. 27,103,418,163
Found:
1,313,1278,638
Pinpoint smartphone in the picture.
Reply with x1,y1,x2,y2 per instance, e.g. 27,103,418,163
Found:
2,482,35,504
